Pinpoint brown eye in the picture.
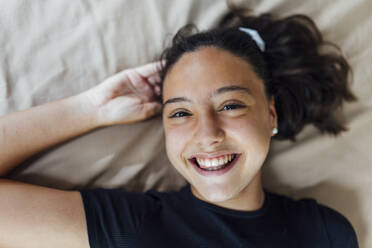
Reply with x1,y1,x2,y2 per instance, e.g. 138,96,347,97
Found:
221,104,246,111
169,111,191,119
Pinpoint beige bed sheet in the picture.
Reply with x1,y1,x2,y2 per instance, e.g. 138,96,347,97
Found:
1,0,371,246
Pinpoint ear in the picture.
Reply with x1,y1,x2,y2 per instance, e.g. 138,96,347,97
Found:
268,96,277,130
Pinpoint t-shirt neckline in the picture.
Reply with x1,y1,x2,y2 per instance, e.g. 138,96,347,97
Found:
183,183,271,217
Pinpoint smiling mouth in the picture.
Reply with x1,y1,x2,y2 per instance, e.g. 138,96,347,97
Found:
190,154,238,171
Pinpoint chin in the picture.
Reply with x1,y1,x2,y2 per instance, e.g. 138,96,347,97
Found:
204,193,233,203
194,183,240,203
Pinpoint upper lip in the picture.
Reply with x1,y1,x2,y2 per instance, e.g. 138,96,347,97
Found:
189,151,239,160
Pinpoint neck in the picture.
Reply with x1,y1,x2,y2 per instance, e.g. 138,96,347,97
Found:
190,171,265,212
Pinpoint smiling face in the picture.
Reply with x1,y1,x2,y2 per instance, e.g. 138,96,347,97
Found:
162,47,277,208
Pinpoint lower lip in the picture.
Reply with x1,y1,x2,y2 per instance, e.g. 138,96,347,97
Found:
189,154,241,177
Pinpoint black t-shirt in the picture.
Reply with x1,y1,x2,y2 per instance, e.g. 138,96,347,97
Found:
80,184,358,248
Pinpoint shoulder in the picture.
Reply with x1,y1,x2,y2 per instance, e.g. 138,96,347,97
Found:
80,188,162,232
80,187,162,213
317,203,359,247
79,187,165,247
267,191,320,216
79,186,184,218
267,191,358,247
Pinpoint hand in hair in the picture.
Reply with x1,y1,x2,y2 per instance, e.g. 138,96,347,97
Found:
82,61,163,126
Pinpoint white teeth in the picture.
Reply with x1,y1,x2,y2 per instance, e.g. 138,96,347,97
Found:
195,154,236,168
211,158,218,166
219,157,224,164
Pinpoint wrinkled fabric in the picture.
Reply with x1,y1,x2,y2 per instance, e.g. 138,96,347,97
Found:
1,0,370,246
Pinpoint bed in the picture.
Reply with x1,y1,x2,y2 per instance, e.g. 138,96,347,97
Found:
1,0,371,246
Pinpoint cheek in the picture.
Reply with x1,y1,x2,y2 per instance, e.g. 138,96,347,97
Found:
225,116,271,173
225,115,270,148
164,125,190,164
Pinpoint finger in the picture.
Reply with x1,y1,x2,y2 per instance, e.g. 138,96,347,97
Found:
148,76,157,85
106,60,164,82
107,61,164,89
148,74,161,85
154,74,161,82
126,70,153,97
154,85,161,95
134,60,164,78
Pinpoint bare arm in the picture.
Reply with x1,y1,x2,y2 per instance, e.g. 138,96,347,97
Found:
0,62,162,247
0,179,89,248
0,61,162,177
0,94,98,176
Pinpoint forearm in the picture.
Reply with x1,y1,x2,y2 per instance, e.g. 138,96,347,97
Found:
0,93,100,176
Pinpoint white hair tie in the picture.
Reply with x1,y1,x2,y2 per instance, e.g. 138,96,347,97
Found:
239,27,265,52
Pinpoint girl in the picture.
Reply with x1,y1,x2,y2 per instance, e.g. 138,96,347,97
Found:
0,7,359,248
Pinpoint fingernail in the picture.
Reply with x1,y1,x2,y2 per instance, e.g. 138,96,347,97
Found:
148,77,155,84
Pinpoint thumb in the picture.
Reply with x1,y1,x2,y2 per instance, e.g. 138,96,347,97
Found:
141,102,163,119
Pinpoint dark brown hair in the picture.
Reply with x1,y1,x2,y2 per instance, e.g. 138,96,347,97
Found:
158,7,357,142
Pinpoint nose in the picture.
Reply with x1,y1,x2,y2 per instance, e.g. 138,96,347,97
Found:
194,111,225,147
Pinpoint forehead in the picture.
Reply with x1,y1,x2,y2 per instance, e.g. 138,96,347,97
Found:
162,47,264,101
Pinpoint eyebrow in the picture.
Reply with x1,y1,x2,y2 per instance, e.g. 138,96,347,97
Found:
163,85,253,107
